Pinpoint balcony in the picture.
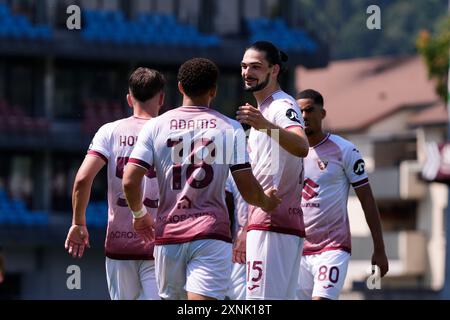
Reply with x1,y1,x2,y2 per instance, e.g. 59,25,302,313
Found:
367,161,426,200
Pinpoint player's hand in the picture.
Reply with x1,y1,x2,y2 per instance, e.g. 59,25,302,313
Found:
65,225,90,258
236,104,271,130
262,188,282,212
372,249,389,277
232,227,247,264
133,213,154,244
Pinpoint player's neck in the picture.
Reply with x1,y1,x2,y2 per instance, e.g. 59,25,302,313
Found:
253,84,281,107
308,131,328,148
182,96,210,108
133,104,158,119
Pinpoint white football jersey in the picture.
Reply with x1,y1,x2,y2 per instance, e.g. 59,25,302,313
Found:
302,133,369,255
88,116,158,260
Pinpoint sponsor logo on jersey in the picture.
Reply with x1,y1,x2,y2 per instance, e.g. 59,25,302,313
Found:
317,158,328,170
177,195,192,209
323,284,335,289
286,109,301,124
353,159,366,175
302,178,319,201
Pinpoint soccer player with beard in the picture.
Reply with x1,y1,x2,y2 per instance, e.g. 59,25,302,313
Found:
237,41,309,300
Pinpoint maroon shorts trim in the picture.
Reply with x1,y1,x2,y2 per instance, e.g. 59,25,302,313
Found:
154,233,232,245
303,246,352,256
247,224,305,238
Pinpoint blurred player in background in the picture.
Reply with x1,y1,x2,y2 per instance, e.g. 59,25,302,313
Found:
225,175,248,300
237,41,309,300
65,68,165,300
296,89,389,300
123,58,281,300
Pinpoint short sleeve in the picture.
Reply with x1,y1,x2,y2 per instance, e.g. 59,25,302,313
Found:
343,143,369,189
270,99,304,129
129,119,156,171
229,121,251,173
87,123,114,163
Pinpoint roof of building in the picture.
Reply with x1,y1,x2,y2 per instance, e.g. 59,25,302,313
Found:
296,55,445,132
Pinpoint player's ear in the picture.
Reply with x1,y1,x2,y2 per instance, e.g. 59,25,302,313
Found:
209,85,217,99
178,82,185,95
159,91,165,107
126,93,133,109
321,108,327,120
272,64,280,79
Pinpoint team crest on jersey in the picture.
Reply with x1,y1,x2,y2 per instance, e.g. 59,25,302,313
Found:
286,109,301,124
317,158,328,170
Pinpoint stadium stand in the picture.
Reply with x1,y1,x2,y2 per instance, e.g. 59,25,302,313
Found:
81,10,220,48
0,100,49,132
81,100,128,134
85,201,108,228
0,188,49,226
246,17,317,52
0,3,52,40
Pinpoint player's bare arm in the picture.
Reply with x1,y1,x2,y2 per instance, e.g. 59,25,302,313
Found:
236,103,309,157
122,163,154,243
65,156,105,258
231,168,281,212
354,184,389,277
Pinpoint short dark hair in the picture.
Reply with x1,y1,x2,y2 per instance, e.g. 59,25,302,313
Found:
128,67,165,102
297,89,324,107
177,58,219,97
246,41,288,78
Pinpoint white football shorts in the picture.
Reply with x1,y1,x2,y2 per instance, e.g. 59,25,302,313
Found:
246,230,304,300
226,262,246,300
296,249,351,300
105,257,159,300
154,239,232,300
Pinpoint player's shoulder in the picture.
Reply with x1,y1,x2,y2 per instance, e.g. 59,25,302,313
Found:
270,91,300,119
328,134,358,153
271,91,298,107
95,117,129,137
208,109,243,130
227,117,245,131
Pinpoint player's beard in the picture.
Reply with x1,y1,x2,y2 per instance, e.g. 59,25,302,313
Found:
243,73,270,92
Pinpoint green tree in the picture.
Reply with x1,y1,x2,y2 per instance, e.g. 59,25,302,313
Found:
417,16,450,103
296,0,448,60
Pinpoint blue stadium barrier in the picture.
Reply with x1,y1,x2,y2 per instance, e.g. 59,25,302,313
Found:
0,3,52,40
86,201,108,228
80,9,221,47
246,18,318,53
0,189,50,226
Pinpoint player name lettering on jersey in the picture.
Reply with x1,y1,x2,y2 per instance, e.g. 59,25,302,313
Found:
170,118,217,130
119,135,138,147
